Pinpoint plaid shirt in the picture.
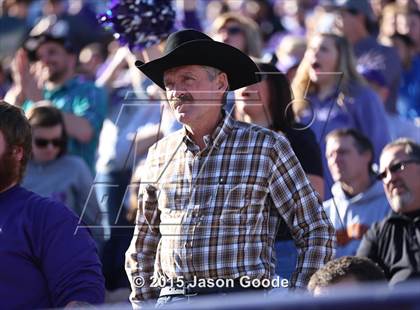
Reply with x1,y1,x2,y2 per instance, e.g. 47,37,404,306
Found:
126,112,335,303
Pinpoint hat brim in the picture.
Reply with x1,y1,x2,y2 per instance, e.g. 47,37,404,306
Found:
136,40,260,90
24,34,75,61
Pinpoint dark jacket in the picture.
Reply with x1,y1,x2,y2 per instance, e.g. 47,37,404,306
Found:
357,209,420,285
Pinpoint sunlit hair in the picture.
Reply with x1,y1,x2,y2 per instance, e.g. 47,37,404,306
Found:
211,12,263,58
291,33,365,117
308,256,386,294
382,138,420,161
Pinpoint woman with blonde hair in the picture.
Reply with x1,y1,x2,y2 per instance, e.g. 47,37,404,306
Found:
292,32,390,199
211,12,263,58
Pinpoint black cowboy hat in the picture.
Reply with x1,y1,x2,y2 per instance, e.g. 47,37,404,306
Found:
135,29,260,90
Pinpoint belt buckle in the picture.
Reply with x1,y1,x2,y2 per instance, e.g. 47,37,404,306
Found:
160,286,185,297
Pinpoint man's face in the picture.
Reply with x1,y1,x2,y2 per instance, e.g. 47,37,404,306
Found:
163,65,227,127
379,146,420,213
326,136,371,184
36,41,73,82
334,9,363,40
0,131,20,192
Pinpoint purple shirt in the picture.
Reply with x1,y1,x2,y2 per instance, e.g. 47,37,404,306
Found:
0,185,104,308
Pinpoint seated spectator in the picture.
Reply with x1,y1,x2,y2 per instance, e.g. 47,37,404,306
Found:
235,61,324,280
238,0,284,47
78,42,107,81
389,33,420,123
371,0,396,21
329,0,402,114
0,100,104,308
22,104,105,245
308,256,386,296
211,12,263,58
395,7,420,56
324,129,390,257
275,34,306,81
292,32,390,199
357,138,420,285
5,25,107,172
378,3,399,46
356,52,420,142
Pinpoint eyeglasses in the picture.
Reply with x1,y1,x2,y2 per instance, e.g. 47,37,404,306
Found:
376,159,420,180
222,26,243,36
34,138,63,148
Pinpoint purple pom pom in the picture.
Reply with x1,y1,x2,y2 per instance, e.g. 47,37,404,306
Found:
98,0,175,51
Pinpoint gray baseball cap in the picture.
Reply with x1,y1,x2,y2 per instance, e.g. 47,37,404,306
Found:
333,0,375,22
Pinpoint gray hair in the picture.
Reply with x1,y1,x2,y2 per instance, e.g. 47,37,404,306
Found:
382,138,420,161
201,66,230,106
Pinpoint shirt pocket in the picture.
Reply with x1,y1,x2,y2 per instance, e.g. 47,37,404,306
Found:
216,184,268,228
157,183,188,212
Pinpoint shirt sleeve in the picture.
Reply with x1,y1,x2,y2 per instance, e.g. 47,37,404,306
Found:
125,150,161,306
32,199,105,307
356,222,380,261
75,157,105,243
351,88,391,163
72,84,108,133
268,136,336,289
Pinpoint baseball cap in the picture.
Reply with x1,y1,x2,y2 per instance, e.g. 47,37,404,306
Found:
333,0,376,22
23,17,76,61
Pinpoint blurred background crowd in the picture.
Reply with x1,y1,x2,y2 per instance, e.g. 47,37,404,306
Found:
0,0,419,304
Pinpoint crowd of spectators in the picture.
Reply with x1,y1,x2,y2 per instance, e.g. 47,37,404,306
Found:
0,0,419,306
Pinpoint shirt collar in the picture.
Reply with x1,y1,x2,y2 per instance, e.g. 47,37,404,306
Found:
44,76,78,94
182,109,235,153
389,209,420,222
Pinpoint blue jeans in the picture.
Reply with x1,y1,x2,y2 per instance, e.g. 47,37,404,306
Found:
274,240,298,281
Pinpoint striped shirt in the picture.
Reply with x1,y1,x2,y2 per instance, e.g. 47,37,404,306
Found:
126,112,335,303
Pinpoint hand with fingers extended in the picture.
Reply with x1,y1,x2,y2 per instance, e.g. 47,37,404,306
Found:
10,49,43,104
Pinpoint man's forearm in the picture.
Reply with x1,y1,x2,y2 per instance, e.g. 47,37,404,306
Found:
62,113,94,143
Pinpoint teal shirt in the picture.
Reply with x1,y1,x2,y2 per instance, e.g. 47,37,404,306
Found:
23,77,107,172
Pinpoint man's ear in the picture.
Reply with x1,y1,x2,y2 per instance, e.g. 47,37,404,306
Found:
217,72,229,91
12,146,24,162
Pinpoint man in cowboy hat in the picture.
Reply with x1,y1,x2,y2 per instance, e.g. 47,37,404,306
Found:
125,29,335,307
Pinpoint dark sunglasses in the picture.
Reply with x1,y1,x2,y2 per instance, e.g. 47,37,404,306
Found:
34,138,63,148
222,26,243,36
376,159,420,180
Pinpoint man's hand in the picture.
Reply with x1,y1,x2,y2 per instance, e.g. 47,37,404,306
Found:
12,49,43,102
